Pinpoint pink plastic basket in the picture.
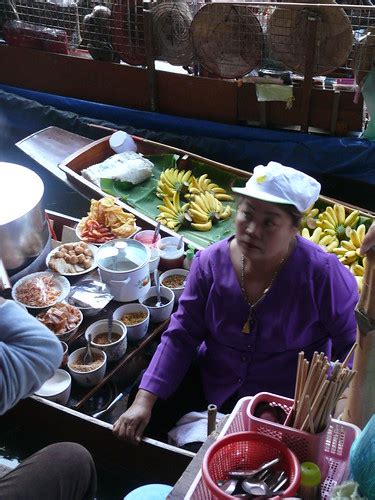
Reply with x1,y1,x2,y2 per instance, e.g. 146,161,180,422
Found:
184,397,360,500
246,392,330,478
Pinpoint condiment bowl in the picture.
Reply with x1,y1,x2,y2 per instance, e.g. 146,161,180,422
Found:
113,303,150,342
157,237,184,270
85,319,127,363
34,369,71,405
134,229,161,248
68,347,107,387
159,268,189,304
37,303,83,342
139,285,174,323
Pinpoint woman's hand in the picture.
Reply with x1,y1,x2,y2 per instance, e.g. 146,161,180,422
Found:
112,389,157,445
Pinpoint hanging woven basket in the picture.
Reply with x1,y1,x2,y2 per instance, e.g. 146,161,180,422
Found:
152,1,194,66
191,3,263,79
267,0,353,76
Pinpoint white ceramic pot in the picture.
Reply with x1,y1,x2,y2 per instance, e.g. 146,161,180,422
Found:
139,285,174,323
113,303,150,342
159,268,189,304
85,319,127,363
96,239,151,302
34,369,71,405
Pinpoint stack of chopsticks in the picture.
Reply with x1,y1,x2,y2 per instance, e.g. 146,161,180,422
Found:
287,345,357,434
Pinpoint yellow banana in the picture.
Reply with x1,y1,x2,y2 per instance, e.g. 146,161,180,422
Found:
189,208,210,223
311,227,323,244
344,210,360,227
215,193,234,202
326,240,339,252
357,224,366,244
326,206,338,226
351,263,365,276
191,221,213,231
334,204,346,225
339,250,358,265
341,240,356,251
349,229,361,248
302,228,311,239
319,234,335,246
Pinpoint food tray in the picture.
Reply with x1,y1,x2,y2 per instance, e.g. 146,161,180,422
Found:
184,397,360,500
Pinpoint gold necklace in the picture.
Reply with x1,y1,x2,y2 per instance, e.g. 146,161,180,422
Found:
241,254,286,334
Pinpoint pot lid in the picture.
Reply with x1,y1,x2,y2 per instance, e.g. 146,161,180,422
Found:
0,163,44,225
96,239,149,272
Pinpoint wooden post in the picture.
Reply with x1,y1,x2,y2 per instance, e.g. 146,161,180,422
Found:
207,404,217,436
143,2,158,112
300,11,318,133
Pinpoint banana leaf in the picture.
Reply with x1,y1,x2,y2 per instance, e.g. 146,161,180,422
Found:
100,154,246,248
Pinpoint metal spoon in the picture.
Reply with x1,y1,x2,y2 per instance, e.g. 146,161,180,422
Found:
229,458,280,479
107,310,113,343
152,222,161,244
83,333,93,364
242,476,287,497
92,392,124,418
217,478,238,495
154,269,162,307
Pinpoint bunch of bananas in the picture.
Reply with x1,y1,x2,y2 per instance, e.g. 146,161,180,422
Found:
332,224,367,291
156,168,193,199
316,204,359,241
301,227,339,252
156,191,189,230
187,174,233,202
188,192,232,231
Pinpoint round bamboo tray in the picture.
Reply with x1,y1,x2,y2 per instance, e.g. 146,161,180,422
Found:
152,1,194,66
111,0,146,66
267,0,353,76
191,3,263,79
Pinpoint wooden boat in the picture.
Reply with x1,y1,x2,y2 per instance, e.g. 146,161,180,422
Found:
17,125,375,252
0,208,194,498
11,125,375,497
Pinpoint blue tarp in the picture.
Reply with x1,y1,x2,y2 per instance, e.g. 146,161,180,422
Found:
1,83,375,186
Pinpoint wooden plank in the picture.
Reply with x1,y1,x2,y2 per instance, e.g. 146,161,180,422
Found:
0,44,150,110
156,71,238,123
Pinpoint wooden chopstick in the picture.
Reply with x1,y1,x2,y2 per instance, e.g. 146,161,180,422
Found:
289,350,356,434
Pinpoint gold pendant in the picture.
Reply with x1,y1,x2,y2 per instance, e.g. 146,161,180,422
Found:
242,321,250,334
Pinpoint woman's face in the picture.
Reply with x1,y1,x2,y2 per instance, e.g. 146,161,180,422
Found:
235,197,298,261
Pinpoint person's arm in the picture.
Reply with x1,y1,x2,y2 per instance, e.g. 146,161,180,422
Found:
0,298,63,414
113,251,212,444
360,221,375,254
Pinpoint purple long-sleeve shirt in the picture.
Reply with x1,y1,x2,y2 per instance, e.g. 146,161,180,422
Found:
140,235,358,407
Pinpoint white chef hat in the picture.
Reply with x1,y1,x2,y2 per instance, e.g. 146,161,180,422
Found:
232,161,321,213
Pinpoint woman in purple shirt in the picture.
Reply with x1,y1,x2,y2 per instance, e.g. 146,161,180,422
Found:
113,162,358,445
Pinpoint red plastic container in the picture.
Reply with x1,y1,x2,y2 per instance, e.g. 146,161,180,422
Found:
202,431,300,499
